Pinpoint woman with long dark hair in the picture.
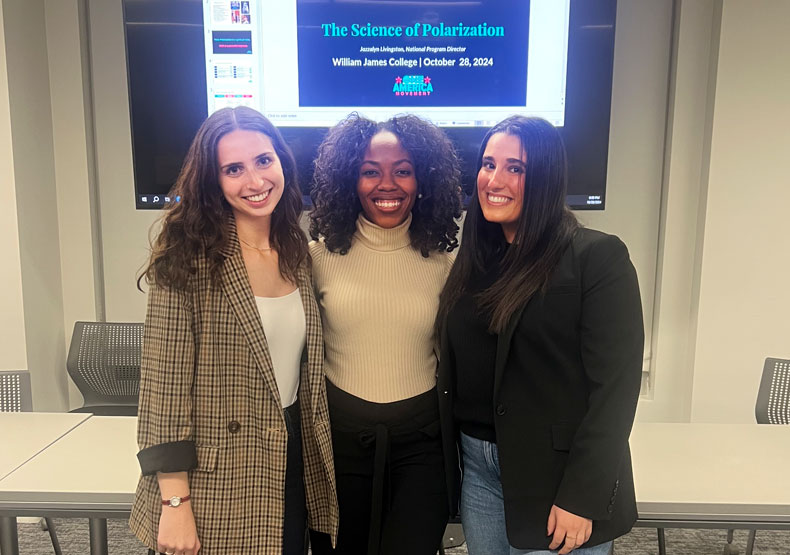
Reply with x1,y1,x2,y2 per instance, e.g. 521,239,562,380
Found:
437,116,644,555
130,107,338,555
307,113,462,555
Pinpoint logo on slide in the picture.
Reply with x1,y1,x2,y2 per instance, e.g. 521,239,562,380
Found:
393,75,433,96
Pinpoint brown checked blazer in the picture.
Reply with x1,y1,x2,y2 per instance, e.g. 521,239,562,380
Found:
130,221,338,554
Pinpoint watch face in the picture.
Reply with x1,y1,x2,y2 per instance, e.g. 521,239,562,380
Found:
170,496,181,507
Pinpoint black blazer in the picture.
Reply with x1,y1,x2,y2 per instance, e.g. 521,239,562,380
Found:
438,228,644,549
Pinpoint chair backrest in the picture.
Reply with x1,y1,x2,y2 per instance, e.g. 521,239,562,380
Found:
0,370,33,412
67,321,143,408
755,357,790,424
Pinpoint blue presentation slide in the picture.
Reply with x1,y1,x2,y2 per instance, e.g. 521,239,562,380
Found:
296,2,530,107
212,31,253,55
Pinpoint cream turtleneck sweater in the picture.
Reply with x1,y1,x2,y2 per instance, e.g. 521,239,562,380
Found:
310,214,454,403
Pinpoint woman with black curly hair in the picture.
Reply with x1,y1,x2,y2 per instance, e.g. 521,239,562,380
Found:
307,113,462,555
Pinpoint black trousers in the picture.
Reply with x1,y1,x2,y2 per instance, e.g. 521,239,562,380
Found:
283,400,308,555
310,381,448,555
149,401,306,555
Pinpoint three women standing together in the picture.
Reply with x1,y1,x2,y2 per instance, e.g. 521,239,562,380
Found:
132,107,643,555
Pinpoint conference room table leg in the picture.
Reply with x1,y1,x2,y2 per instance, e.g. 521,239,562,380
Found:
0,516,19,555
745,529,757,555
657,527,667,555
88,517,108,555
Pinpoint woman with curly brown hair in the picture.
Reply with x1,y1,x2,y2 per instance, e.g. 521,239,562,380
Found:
307,113,462,555
130,107,338,555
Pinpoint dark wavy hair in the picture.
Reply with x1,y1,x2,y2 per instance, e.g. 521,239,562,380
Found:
309,113,462,257
437,116,579,334
139,107,307,291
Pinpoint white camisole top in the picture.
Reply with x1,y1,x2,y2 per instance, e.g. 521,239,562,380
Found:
255,289,305,408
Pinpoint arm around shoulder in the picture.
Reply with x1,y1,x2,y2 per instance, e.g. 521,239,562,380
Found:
444,249,457,278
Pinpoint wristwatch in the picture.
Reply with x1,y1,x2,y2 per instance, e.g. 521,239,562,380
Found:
162,494,191,508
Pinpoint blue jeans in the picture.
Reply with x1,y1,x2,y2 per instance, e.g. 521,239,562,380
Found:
460,432,613,555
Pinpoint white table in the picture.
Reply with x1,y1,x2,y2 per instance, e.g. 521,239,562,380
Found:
0,412,91,481
2,419,789,555
0,411,92,555
630,423,790,554
0,416,138,555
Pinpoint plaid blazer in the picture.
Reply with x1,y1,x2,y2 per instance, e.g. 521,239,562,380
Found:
130,223,338,553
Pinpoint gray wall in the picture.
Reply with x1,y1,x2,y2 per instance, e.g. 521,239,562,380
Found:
689,0,790,422
2,0,68,410
0,0,28,374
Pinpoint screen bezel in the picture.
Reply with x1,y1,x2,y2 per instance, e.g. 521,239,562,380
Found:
123,0,616,210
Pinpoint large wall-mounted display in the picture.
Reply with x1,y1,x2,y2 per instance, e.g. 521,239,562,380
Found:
124,0,616,210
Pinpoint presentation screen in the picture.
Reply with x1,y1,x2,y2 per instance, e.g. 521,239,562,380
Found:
204,0,568,127
124,0,616,210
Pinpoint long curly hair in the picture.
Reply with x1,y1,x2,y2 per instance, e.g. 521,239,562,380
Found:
139,107,307,291
309,113,462,257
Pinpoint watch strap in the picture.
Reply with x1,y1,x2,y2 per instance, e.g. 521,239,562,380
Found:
162,494,191,507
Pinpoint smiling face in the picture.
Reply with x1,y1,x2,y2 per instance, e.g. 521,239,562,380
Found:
217,129,285,226
356,130,418,228
477,132,527,243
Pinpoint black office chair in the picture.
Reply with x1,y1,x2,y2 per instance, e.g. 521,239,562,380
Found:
67,321,143,416
722,357,790,555
0,370,63,555
755,357,790,424
0,370,33,413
